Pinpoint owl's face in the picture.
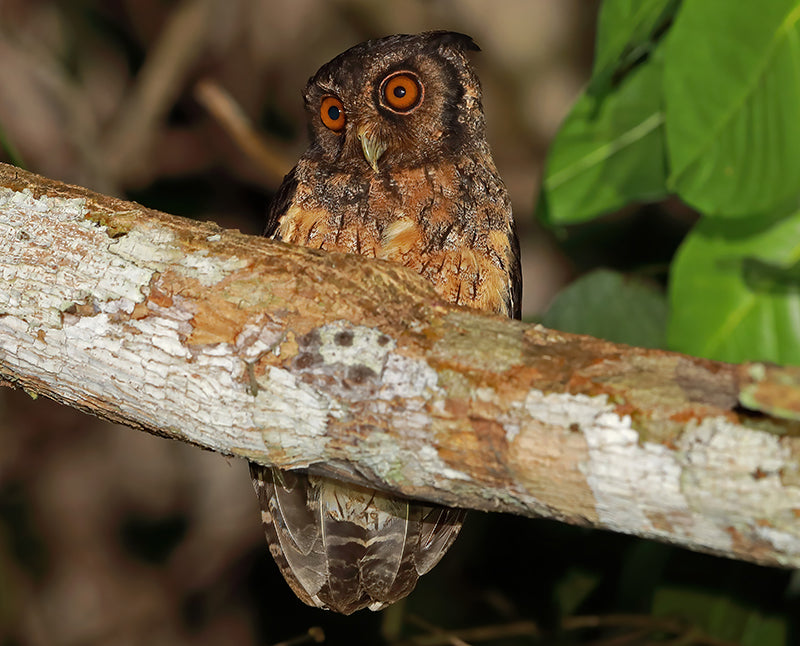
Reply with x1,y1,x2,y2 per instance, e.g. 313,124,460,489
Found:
302,31,485,175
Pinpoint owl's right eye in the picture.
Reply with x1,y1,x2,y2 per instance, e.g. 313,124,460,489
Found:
380,71,423,113
320,96,346,132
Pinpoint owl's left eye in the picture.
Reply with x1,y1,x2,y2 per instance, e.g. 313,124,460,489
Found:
380,71,423,113
320,96,346,132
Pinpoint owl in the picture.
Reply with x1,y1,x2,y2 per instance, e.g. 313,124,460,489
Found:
250,30,521,614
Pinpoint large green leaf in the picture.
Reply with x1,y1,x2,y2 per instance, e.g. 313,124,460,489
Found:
668,207,800,365
539,55,667,226
593,0,680,85
664,0,800,216
542,269,668,348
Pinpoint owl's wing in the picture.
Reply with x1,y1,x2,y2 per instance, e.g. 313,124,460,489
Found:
508,219,523,320
415,505,468,574
250,464,464,614
250,464,326,608
264,166,299,239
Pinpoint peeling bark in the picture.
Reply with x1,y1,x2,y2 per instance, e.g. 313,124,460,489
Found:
2,162,800,569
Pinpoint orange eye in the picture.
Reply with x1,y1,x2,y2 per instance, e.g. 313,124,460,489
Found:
320,96,346,131
381,72,423,113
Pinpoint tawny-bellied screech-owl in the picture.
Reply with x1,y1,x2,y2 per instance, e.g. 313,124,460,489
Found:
250,30,521,614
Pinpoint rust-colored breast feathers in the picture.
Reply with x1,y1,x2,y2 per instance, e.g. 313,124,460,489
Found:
275,161,518,317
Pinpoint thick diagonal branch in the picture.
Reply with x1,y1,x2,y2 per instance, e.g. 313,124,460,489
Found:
1,162,799,570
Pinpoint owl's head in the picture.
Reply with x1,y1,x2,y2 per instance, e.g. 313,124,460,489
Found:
302,31,486,174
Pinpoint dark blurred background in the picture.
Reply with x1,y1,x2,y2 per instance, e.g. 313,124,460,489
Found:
1,2,795,645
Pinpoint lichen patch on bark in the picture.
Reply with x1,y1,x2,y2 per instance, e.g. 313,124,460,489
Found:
0,188,154,329
677,417,800,563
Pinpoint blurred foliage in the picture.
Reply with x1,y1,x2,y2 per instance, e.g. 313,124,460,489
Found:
540,0,800,367
541,269,667,348
2,1,799,645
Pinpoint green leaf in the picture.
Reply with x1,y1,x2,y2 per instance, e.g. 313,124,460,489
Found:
593,0,680,86
653,585,787,646
664,0,800,216
554,568,601,617
540,55,667,226
668,207,800,365
542,269,668,348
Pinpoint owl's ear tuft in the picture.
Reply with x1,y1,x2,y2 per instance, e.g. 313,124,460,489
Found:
426,30,480,54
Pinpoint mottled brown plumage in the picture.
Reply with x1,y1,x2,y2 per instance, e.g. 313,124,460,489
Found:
251,30,521,614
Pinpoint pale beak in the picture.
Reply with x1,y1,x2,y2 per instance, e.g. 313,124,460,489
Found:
357,126,387,173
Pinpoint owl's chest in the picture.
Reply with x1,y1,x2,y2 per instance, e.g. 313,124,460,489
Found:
276,164,512,314
278,165,460,256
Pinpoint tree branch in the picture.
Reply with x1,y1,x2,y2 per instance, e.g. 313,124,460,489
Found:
2,162,799,569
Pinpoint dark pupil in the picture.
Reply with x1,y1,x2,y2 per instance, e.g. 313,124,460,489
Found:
327,105,341,121
393,85,407,98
